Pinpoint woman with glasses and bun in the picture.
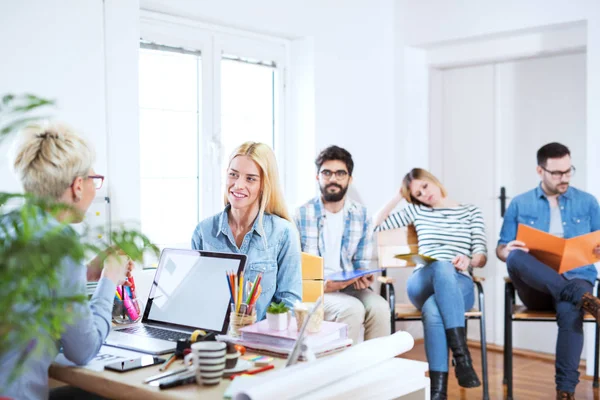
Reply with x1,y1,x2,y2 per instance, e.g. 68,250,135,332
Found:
192,142,302,321
374,168,487,400
0,122,133,400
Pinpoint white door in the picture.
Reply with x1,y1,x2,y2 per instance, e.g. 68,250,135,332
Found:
497,52,587,354
432,51,587,352
430,63,497,343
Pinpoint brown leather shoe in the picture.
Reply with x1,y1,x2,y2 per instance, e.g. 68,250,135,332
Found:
580,292,600,322
556,390,575,400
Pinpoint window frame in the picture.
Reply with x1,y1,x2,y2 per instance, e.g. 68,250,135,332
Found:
140,10,289,230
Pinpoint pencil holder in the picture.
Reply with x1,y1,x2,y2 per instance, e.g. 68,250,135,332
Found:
112,289,143,325
228,310,257,337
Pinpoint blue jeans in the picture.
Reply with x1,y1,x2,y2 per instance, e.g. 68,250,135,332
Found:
506,250,592,393
407,261,475,372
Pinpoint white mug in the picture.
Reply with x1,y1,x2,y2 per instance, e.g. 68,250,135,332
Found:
183,341,227,386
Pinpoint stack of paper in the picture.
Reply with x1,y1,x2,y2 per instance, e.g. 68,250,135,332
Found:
239,319,347,348
217,319,351,359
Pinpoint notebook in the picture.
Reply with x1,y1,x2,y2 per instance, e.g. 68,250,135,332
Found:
324,268,383,282
239,319,347,348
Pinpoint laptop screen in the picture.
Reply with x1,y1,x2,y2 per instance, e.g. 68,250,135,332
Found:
143,249,246,334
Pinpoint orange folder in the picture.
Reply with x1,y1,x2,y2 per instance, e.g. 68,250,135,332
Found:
516,223,600,274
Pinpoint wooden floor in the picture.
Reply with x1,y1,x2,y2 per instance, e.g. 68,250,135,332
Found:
402,342,600,399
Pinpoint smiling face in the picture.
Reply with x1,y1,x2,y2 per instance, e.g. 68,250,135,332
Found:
408,178,443,207
226,155,262,211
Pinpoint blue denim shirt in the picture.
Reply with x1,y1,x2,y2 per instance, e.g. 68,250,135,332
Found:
498,184,600,284
191,206,302,321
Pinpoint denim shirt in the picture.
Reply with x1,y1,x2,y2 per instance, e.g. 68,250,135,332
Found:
191,206,302,321
498,184,600,284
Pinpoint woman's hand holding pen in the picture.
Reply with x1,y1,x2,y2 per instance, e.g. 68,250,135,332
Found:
452,255,471,271
87,246,134,282
101,253,134,285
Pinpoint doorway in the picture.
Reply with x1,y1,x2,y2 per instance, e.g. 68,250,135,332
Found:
429,51,587,354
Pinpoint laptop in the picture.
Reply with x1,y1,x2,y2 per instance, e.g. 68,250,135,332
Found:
105,248,246,355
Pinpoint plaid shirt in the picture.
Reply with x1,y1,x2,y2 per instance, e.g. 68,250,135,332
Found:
294,197,373,272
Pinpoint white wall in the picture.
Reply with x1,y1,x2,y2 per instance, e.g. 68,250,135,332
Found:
0,0,140,225
0,0,108,193
396,0,600,197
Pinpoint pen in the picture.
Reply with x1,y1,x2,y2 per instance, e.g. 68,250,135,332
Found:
159,353,177,371
158,371,197,389
144,367,189,384
229,364,274,380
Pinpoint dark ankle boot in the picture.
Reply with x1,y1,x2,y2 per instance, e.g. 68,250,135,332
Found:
445,327,481,388
556,389,575,400
429,371,448,400
580,292,600,322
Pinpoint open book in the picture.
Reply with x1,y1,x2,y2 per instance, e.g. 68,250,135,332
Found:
394,253,437,266
516,223,600,274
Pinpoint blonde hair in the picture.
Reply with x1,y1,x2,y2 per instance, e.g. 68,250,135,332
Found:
224,142,292,224
401,168,447,205
12,121,94,199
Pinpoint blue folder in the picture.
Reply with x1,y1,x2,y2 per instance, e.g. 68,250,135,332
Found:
325,269,384,282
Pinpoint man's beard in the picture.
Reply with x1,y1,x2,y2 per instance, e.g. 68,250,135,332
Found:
544,179,569,195
320,183,348,202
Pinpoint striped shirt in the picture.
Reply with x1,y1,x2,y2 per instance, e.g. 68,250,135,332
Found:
375,203,487,261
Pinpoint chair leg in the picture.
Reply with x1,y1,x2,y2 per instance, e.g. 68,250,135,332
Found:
503,281,509,385
387,282,396,334
475,281,490,400
505,282,514,400
594,322,599,389
594,283,600,388
380,269,387,298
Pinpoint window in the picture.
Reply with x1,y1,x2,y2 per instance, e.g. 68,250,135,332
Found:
138,20,286,251
220,55,278,190
139,46,201,250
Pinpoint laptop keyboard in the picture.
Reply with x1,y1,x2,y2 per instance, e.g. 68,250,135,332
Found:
119,325,190,342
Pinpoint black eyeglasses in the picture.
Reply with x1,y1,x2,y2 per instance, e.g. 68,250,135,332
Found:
541,166,576,179
320,169,349,180
88,175,105,189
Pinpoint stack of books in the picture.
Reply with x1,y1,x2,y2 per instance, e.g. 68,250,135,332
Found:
217,319,352,359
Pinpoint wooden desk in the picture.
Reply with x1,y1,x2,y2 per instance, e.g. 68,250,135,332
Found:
49,354,275,400
50,355,429,400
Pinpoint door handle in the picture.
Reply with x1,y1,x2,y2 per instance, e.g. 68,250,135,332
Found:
498,187,510,218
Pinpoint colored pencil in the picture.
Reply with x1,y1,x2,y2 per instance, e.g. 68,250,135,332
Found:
226,273,234,303
237,271,243,313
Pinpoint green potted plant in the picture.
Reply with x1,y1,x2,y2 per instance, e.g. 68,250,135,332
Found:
0,94,158,386
266,301,290,331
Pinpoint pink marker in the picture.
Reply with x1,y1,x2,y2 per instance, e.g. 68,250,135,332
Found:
123,290,139,321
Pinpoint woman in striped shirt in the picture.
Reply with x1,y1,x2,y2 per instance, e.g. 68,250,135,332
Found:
374,168,487,400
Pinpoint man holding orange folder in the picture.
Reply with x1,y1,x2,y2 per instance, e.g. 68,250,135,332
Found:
496,142,600,399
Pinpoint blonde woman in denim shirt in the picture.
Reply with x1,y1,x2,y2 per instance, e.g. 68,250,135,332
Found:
191,142,302,320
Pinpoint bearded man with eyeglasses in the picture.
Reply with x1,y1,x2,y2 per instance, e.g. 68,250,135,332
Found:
294,145,390,343
496,142,600,400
